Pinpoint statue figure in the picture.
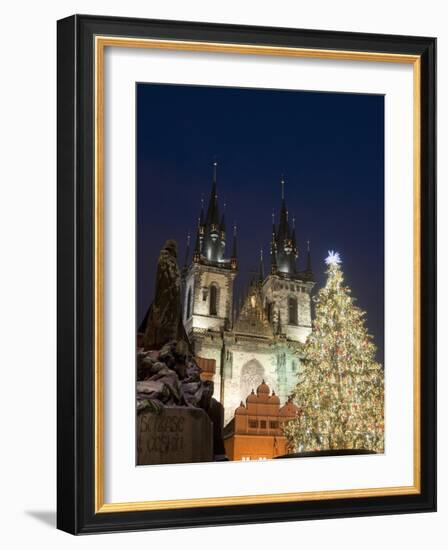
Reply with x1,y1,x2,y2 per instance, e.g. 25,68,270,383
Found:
143,240,190,350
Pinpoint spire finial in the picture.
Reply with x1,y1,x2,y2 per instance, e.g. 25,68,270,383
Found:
184,232,191,267
306,240,312,273
199,195,205,225
213,158,218,182
293,215,296,230
259,246,265,281
281,175,285,200
231,222,238,270
272,211,275,224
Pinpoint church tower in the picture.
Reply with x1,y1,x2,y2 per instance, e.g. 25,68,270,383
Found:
261,177,315,343
183,161,238,343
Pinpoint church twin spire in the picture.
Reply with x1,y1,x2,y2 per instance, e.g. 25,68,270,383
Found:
185,165,312,280
269,176,313,280
270,176,298,275
188,161,237,270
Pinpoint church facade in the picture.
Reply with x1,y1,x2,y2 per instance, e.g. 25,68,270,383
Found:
182,163,315,424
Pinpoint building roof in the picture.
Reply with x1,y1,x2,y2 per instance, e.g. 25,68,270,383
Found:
224,381,301,438
246,389,258,403
235,401,248,414
269,390,280,405
279,398,300,418
256,379,270,396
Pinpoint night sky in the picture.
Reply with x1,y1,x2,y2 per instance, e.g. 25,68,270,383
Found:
137,83,384,363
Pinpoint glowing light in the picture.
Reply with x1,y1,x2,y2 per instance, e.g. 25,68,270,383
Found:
325,250,342,266
284,258,384,454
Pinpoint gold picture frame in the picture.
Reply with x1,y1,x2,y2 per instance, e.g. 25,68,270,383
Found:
57,15,436,534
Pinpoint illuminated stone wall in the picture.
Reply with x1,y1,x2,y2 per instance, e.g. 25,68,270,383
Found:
183,262,312,426
183,263,236,334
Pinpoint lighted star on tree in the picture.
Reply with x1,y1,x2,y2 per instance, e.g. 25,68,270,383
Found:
284,253,384,453
325,250,342,266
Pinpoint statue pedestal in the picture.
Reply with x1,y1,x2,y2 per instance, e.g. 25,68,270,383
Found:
137,406,213,465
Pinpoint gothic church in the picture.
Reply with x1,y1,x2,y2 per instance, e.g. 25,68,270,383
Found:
182,163,315,424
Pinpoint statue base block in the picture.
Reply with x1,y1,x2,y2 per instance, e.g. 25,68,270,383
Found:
137,406,213,465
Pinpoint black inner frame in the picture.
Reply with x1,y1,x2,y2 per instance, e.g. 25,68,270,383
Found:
57,14,436,534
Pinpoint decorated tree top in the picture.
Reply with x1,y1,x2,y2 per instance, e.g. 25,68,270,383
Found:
325,249,342,267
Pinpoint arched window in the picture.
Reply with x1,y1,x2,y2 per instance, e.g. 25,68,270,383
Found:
266,301,274,322
288,296,298,325
209,284,218,316
186,287,192,319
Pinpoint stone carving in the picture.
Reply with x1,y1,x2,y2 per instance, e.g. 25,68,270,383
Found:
240,359,264,400
137,407,213,465
233,283,274,337
136,346,224,463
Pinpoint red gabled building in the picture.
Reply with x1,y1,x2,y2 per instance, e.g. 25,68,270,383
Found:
224,380,300,461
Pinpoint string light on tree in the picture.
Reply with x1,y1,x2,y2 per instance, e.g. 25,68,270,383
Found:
284,251,384,453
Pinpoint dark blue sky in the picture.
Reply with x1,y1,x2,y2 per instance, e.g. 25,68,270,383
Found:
137,83,384,363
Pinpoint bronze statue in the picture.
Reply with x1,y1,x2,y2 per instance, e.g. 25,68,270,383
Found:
143,240,189,350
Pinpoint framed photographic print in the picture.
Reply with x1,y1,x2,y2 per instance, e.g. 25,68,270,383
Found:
57,15,436,534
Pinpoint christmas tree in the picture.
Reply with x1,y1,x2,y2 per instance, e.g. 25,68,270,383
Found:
284,251,384,453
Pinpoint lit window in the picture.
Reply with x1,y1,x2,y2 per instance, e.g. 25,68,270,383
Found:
288,296,298,325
